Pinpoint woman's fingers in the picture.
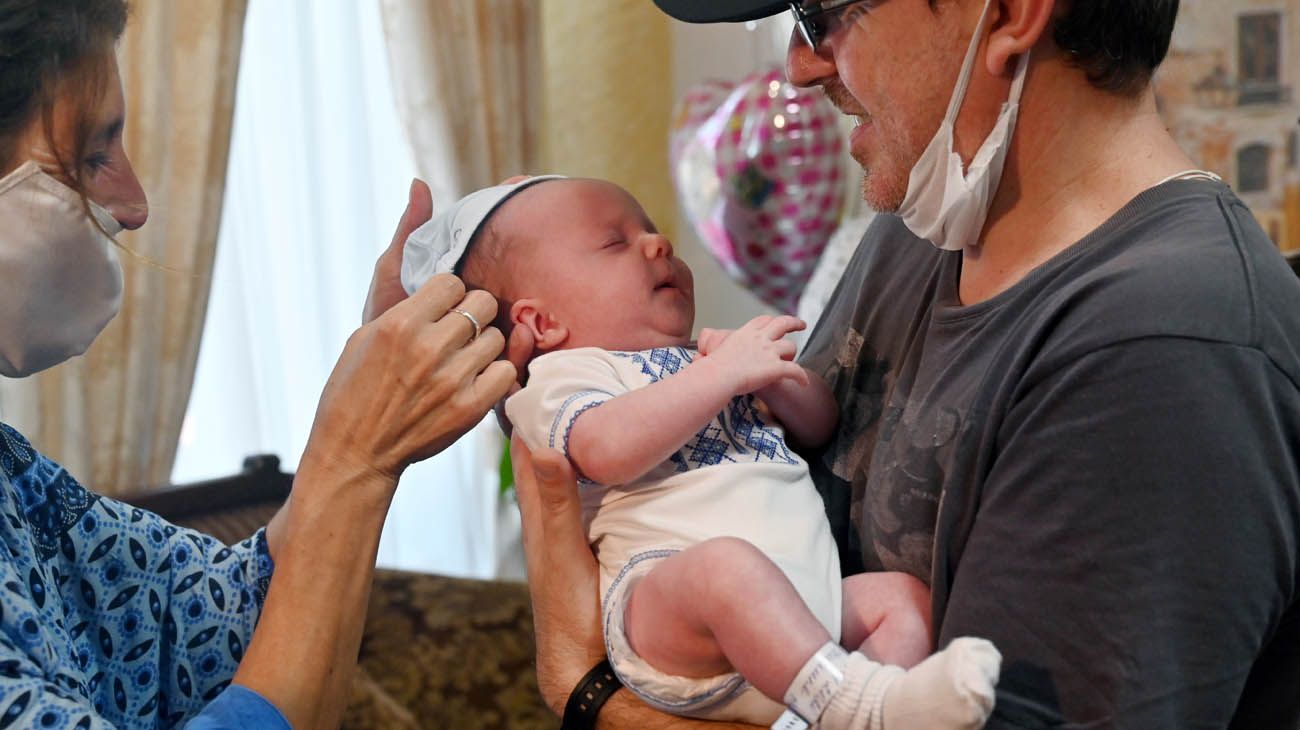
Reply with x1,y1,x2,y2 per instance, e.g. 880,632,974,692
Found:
492,325,535,436
363,178,433,324
400,273,469,324
431,289,497,346
505,324,535,386
469,358,518,414
313,272,513,478
443,327,515,403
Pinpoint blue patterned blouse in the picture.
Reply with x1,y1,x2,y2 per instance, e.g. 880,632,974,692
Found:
0,423,281,728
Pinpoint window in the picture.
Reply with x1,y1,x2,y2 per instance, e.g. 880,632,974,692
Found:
1238,143,1272,193
1238,12,1284,105
174,0,506,578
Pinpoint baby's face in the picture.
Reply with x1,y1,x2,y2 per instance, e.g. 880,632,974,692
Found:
497,179,695,351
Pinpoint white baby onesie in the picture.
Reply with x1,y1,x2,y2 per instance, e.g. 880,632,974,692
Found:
506,346,842,722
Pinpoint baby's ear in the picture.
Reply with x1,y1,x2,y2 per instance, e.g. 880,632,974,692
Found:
511,299,569,351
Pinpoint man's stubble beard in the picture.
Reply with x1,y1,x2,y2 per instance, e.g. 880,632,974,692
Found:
822,80,909,214
852,150,907,214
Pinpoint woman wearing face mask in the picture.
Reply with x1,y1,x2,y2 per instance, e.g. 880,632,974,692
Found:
0,2,517,728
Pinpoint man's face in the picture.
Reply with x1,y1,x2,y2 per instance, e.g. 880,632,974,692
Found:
787,0,970,212
500,179,696,352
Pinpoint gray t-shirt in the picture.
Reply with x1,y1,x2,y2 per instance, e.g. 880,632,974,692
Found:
799,179,1300,728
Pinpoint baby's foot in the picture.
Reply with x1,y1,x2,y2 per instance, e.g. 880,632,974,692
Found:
818,637,1000,730
882,637,1000,729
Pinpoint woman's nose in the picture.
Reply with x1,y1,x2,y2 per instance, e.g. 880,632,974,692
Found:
94,156,149,230
786,27,839,88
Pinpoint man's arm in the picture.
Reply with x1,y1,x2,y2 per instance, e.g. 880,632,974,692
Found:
511,438,761,730
596,693,760,729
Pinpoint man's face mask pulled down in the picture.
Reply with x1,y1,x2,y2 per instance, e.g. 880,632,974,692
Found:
0,161,124,378
896,0,1030,251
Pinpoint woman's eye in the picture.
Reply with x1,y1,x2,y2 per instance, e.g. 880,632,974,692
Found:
83,152,110,173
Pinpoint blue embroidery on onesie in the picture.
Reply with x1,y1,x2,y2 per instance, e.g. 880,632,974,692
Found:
613,347,691,383
611,348,799,473
725,396,798,465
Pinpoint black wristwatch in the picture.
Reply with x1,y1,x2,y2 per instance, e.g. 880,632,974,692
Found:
560,659,623,730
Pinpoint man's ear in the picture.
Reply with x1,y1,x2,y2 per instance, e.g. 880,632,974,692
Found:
986,0,1053,76
512,298,570,351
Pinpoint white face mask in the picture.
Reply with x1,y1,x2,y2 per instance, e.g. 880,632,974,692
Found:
0,161,124,377
896,0,1030,251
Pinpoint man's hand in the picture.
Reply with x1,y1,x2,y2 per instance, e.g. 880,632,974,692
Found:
512,436,606,715
364,178,433,325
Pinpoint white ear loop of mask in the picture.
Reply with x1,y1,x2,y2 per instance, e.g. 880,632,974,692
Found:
895,0,1031,251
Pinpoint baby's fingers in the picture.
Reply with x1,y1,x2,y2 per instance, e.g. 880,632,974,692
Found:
741,315,774,333
697,328,720,355
776,338,798,361
783,362,811,387
763,315,807,339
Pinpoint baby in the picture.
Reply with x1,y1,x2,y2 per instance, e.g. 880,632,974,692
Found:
401,176,1000,729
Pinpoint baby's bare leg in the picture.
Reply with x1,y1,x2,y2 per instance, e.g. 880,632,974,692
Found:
841,572,933,668
623,536,829,699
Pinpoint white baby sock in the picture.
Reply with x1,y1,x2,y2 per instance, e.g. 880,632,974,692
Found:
819,637,1001,730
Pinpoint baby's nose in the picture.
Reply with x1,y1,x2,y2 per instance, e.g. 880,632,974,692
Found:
643,234,673,259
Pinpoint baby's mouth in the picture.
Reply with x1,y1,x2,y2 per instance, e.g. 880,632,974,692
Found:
654,272,678,291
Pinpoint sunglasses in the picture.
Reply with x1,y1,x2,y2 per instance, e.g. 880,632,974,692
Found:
789,0,870,50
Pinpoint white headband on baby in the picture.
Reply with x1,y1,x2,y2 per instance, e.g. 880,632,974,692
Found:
400,175,567,295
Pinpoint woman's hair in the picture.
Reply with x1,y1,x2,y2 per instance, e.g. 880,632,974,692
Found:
0,0,129,189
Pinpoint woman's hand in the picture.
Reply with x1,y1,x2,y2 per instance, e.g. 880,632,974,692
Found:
493,325,536,437
312,175,520,481
363,178,433,325
511,436,606,714
308,276,517,483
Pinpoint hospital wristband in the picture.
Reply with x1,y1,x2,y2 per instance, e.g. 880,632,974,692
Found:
560,658,623,730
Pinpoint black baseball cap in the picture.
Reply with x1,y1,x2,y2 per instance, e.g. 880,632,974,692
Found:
651,0,791,23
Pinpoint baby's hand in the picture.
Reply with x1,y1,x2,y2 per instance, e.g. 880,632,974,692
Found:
699,315,809,396
696,326,731,356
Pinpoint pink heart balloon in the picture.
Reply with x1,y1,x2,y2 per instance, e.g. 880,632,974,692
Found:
671,67,847,314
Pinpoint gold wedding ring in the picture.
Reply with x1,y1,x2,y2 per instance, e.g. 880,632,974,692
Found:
447,307,482,342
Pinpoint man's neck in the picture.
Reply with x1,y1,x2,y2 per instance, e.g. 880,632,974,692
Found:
959,63,1197,305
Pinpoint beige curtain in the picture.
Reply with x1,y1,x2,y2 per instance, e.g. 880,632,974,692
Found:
378,0,541,204
0,0,247,496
